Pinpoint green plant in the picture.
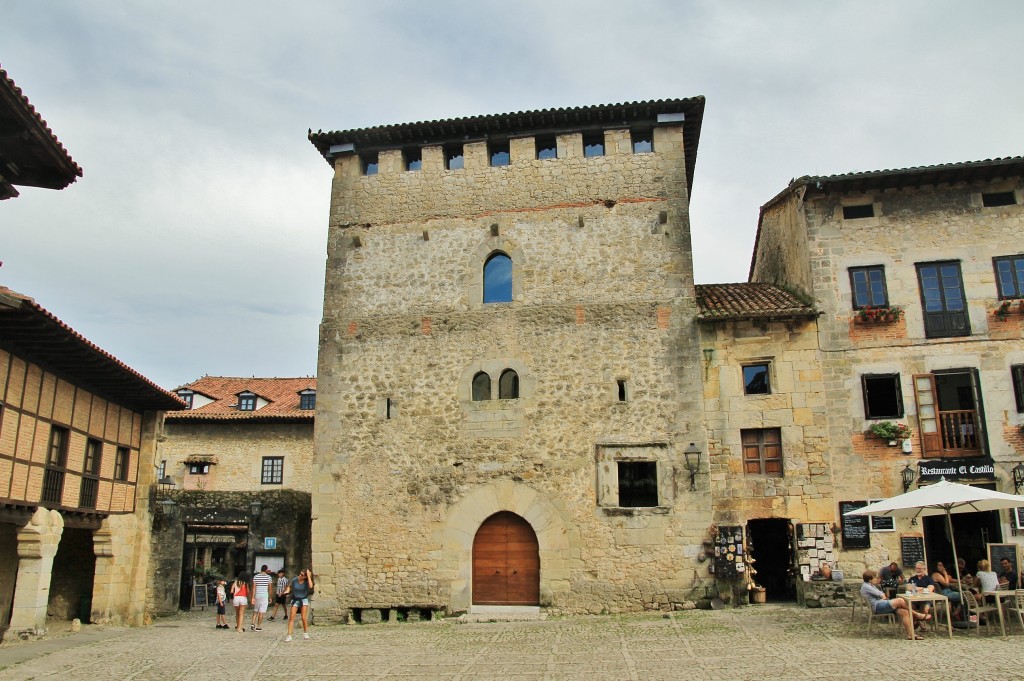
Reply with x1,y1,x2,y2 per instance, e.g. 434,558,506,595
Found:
994,300,1013,320
868,421,912,440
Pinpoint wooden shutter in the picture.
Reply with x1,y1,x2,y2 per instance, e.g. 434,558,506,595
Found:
913,374,940,456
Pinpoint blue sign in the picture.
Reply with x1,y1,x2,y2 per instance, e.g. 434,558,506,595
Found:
264,537,277,550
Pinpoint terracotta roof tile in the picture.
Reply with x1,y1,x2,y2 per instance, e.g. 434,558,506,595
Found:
167,376,316,422
696,283,817,321
0,285,185,410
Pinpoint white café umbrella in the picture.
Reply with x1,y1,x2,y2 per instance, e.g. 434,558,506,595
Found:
844,478,1024,613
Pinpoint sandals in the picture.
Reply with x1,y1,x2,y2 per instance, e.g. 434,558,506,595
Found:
908,634,925,640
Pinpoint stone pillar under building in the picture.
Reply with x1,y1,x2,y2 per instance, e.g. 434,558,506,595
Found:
4,508,63,641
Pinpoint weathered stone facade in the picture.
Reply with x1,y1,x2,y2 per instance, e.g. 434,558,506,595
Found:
751,164,1024,576
311,100,713,616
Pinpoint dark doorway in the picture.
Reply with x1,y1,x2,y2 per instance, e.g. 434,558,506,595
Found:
49,528,95,621
924,508,1002,577
746,518,795,602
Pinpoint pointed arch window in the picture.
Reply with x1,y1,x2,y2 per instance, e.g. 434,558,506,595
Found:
472,372,492,401
499,369,519,400
483,252,513,303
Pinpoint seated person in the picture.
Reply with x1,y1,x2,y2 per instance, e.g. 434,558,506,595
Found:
956,557,971,584
998,557,1018,590
907,561,936,622
974,559,999,602
931,561,962,619
878,561,904,593
861,569,930,640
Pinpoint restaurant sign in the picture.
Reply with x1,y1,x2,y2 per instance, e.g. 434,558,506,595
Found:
917,457,995,483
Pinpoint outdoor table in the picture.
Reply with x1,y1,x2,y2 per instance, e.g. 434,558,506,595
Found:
903,592,953,640
983,590,1016,637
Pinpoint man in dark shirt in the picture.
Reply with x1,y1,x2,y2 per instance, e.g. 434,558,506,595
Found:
999,557,1018,589
907,561,936,624
879,562,904,586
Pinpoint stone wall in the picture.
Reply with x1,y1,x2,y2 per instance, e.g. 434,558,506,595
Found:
315,123,711,617
159,421,314,493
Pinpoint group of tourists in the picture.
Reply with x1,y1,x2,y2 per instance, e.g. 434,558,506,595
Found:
215,565,315,641
861,555,1022,640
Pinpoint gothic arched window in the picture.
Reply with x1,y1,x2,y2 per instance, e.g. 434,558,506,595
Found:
472,372,492,401
499,369,519,400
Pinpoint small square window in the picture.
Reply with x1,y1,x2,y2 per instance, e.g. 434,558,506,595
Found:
982,191,1016,207
238,393,256,411
299,391,316,410
262,456,283,485
404,147,422,171
188,462,210,475
994,255,1024,299
849,266,889,308
489,141,510,167
444,144,464,170
583,132,605,158
1012,365,1024,413
535,136,557,160
361,153,379,176
843,204,875,220
862,374,904,419
115,446,130,481
617,461,658,507
741,428,783,477
743,364,771,395
631,130,653,154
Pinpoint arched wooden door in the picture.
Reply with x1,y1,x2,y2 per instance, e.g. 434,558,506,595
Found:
472,511,540,605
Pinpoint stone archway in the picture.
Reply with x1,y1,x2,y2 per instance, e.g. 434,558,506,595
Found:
440,481,573,612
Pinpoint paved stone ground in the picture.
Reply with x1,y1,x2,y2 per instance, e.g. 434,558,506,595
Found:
2,604,1023,680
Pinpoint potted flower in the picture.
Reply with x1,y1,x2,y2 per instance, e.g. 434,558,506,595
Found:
868,421,912,445
856,305,903,324
994,300,1013,321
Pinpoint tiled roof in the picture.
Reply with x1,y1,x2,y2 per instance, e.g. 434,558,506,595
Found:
308,97,706,194
0,286,185,411
166,376,316,422
695,283,817,321
799,156,1024,195
0,64,83,199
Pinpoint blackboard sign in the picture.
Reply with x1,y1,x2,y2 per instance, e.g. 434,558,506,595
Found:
900,535,925,569
193,583,209,609
988,544,1020,579
839,501,870,549
712,525,743,580
1014,508,1024,531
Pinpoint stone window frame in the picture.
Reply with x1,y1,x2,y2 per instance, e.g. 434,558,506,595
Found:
839,196,880,227
740,427,783,477
742,361,772,396
630,128,654,154
361,152,379,176
861,373,905,420
595,443,674,513
468,235,525,307
458,359,533,403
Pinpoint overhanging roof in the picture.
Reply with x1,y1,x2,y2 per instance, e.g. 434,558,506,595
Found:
0,286,185,411
696,283,818,322
308,97,706,194
799,156,1024,197
0,65,82,199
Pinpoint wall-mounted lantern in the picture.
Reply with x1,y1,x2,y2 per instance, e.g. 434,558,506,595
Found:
684,442,702,491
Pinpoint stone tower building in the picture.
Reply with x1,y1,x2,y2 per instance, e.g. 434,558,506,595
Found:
308,98,713,616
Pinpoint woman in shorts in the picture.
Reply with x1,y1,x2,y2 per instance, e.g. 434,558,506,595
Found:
285,569,314,641
229,572,250,633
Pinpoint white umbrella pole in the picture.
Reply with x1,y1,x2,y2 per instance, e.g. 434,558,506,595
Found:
946,509,966,624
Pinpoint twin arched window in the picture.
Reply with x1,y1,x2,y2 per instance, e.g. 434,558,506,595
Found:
483,252,512,303
472,369,519,401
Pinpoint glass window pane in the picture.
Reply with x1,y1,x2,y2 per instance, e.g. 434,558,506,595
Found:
743,364,770,395
483,254,513,303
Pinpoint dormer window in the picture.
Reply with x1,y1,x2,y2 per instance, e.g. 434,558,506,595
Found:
177,390,194,408
238,392,257,411
299,390,316,410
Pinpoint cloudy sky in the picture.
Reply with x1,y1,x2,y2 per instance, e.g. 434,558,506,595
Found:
3,1,1023,391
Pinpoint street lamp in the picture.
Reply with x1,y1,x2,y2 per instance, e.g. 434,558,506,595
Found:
1012,462,1024,495
684,442,702,491
250,500,263,519
901,463,916,493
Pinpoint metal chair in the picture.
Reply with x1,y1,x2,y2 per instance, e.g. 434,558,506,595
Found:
1004,591,1024,634
964,590,999,636
862,594,898,635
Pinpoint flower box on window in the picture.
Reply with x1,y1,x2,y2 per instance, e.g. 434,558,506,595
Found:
855,305,903,324
867,421,912,445
993,300,1024,321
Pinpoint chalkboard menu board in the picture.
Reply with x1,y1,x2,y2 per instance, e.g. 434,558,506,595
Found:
988,543,1020,579
839,501,870,549
712,525,744,579
193,583,209,608
900,535,925,569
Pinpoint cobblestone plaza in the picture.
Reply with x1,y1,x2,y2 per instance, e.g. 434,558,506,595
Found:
2,605,1023,680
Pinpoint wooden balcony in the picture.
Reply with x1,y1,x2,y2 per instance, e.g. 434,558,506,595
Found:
936,409,982,456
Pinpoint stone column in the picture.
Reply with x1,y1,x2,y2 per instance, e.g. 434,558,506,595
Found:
4,508,63,641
